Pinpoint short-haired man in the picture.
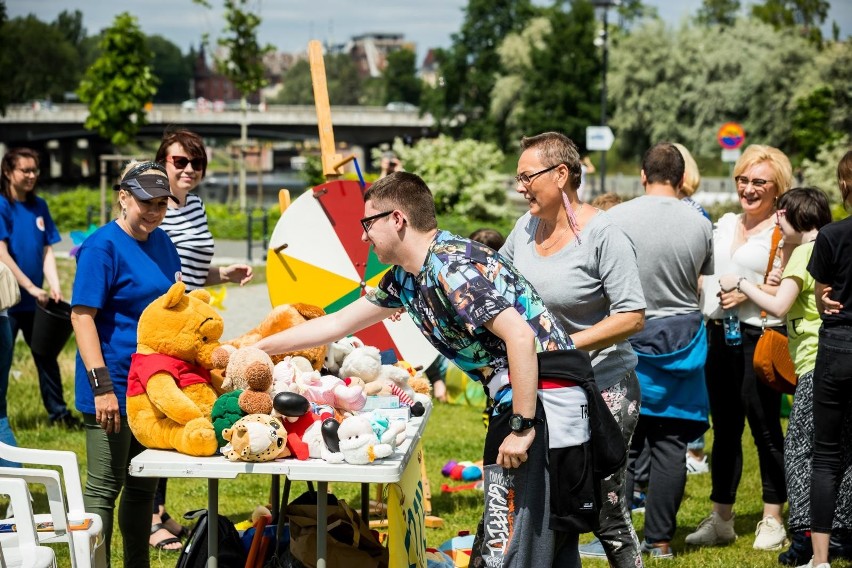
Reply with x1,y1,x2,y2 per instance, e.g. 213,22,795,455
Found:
256,172,620,567
607,143,714,558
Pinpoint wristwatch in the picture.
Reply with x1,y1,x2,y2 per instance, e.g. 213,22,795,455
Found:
509,414,543,433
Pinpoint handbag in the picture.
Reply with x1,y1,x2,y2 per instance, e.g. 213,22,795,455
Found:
285,491,388,568
753,226,798,395
0,261,20,311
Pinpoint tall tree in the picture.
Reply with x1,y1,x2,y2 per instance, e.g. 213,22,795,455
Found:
422,0,536,144
608,18,817,160
382,48,421,105
515,2,601,149
148,35,192,103
751,0,830,46
272,54,364,105
77,12,158,146
696,0,741,27
0,15,79,104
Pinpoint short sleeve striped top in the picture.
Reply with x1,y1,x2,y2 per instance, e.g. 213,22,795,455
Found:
160,193,214,290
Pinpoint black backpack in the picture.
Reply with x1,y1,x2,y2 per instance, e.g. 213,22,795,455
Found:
175,509,247,568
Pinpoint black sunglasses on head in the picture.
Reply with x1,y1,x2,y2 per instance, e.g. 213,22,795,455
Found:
167,155,205,170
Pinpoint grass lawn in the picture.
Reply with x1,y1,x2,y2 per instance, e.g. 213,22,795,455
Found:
4,258,849,566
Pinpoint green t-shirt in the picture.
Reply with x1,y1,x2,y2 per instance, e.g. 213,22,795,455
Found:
781,242,820,376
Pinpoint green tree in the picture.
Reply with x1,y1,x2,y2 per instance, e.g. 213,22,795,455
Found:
791,86,841,161
380,136,510,222
696,0,741,26
422,0,536,144
148,35,191,103
516,1,600,151
382,48,421,105
212,0,272,98
801,136,850,206
273,54,364,105
751,0,830,46
0,15,79,104
77,12,158,146
608,18,816,160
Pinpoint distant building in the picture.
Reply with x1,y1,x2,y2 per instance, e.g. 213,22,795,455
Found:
191,44,260,104
420,49,439,87
340,33,414,78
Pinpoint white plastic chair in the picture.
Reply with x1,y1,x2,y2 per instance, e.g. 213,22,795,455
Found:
0,476,56,568
0,442,105,568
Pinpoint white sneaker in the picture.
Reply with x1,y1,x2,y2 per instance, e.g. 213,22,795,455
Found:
796,559,831,568
685,512,737,546
686,453,709,475
754,515,789,550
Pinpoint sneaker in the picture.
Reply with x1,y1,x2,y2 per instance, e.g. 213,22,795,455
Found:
631,491,646,514
795,559,830,568
830,532,852,561
640,540,673,559
685,512,737,546
686,453,709,475
754,515,789,550
779,531,813,566
578,537,607,558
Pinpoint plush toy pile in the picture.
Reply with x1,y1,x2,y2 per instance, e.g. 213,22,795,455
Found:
128,288,433,465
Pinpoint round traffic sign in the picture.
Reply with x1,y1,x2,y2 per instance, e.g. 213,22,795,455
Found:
717,122,746,150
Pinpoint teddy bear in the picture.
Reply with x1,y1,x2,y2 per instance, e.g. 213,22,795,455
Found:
324,336,364,375
222,414,291,462
272,356,367,413
218,345,274,415
225,303,328,370
127,282,224,457
336,414,397,465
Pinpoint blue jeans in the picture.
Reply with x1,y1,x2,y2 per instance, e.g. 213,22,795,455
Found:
811,325,852,533
8,310,70,421
0,314,18,467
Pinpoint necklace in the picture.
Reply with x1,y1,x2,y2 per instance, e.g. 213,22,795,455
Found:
538,203,584,250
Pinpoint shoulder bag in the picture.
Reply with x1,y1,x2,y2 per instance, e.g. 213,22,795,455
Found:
0,261,20,311
752,226,798,395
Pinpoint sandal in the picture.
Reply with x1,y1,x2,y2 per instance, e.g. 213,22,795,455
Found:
160,511,188,539
150,523,183,551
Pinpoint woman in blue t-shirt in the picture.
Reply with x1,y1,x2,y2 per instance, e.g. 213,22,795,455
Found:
71,161,181,567
0,147,78,428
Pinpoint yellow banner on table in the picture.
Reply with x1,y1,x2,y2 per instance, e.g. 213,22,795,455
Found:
387,441,427,568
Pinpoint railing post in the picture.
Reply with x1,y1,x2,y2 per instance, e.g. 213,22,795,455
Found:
261,210,269,261
247,210,254,264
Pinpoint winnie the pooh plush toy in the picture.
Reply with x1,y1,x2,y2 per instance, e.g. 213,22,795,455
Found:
127,282,224,457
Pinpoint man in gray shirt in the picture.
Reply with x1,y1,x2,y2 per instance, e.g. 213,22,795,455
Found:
607,142,714,559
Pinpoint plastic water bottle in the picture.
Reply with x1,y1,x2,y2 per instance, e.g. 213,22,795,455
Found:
723,310,742,346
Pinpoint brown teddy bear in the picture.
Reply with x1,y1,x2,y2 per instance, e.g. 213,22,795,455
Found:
127,282,224,457
225,303,328,370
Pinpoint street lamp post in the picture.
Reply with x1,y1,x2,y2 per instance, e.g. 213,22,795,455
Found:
593,0,619,195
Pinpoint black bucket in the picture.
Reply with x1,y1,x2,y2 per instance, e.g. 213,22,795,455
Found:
31,300,73,359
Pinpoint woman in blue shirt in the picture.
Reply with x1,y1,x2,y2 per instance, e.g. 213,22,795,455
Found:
71,161,181,567
0,147,77,427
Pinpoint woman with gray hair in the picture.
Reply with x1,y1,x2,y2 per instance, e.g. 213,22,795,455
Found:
500,131,645,567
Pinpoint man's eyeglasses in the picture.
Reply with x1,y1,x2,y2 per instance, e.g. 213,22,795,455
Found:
167,155,204,170
360,211,393,233
16,168,39,176
735,176,772,189
775,208,787,224
515,164,561,186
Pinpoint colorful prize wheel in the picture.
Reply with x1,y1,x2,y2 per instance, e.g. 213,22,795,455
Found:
266,179,438,368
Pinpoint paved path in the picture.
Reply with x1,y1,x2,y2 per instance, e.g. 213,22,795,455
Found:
55,234,273,339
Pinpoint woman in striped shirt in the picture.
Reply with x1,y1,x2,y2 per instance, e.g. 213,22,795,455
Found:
149,128,253,550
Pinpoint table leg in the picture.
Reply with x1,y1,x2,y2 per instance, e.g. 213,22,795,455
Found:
361,482,370,522
208,478,218,568
317,481,327,568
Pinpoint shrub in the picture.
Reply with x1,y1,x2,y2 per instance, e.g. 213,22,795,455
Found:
43,188,104,232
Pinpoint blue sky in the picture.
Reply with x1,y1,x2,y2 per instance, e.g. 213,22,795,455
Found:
9,0,852,62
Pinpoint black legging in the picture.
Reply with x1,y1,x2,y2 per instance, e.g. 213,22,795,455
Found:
704,320,787,505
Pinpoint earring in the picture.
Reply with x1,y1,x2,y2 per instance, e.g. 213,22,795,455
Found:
122,208,127,219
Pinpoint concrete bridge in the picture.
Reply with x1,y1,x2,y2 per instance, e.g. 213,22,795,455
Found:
0,103,436,186
0,103,435,146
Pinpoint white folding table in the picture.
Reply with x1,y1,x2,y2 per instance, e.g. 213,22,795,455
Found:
129,405,430,568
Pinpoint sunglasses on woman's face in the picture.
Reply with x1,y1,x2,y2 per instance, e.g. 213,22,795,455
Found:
167,155,204,170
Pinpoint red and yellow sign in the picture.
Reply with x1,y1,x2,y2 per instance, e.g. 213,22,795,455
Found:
717,122,746,150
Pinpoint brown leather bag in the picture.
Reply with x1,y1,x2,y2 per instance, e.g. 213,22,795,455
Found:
752,226,798,395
